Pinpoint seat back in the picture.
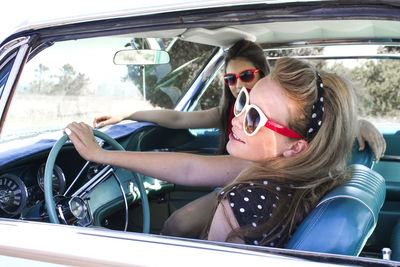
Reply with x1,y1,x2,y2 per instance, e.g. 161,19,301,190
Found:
348,141,374,168
286,164,386,256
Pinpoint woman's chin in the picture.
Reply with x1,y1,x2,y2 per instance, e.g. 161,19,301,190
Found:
226,140,241,157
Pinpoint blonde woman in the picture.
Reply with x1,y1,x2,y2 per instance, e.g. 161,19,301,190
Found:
207,58,357,245
66,57,357,246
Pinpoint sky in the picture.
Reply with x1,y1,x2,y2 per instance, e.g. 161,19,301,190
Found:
1,2,27,41
1,1,82,42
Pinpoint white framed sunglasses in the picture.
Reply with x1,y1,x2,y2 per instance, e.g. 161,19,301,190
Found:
234,87,303,139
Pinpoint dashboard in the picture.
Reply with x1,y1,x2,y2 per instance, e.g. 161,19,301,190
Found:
0,143,168,232
0,163,65,216
0,144,136,227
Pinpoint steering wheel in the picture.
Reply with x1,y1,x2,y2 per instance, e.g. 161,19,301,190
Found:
44,129,150,233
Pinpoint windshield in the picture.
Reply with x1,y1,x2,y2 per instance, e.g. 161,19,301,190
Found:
1,36,216,145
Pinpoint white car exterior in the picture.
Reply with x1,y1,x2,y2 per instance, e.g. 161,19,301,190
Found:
0,1,398,266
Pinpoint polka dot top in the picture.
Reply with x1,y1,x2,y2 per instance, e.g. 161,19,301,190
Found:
220,182,282,247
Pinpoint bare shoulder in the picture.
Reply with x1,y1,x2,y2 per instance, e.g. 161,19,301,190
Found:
207,199,243,243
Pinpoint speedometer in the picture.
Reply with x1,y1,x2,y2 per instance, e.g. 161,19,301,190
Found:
37,163,66,195
0,174,28,214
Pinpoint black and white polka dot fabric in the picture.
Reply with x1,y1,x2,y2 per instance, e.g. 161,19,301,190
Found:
223,183,280,246
306,72,324,142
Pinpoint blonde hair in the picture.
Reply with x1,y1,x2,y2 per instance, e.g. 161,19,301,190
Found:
206,57,358,246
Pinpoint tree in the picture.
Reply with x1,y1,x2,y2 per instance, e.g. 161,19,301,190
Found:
324,53,400,118
34,64,49,93
28,64,52,94
266,47,327,69
52,64,90,95
351,60,400,116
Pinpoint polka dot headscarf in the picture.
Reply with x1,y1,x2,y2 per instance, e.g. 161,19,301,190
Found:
306,72,324,142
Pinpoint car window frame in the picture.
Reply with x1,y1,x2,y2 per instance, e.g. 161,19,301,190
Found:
0,36,31,134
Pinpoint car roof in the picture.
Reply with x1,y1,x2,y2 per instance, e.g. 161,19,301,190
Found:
3,0,400,50
9,0,283,34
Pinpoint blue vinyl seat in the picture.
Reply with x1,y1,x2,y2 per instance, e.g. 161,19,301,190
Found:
286,164,386,256
348,141,375,168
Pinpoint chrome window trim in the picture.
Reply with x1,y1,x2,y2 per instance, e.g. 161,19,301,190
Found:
0,39,30,127
381,155,400,161
262,39,400,50
267,54,400,61
0,51,17,71
0,37,29,62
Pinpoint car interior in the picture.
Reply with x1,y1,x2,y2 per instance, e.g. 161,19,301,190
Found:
1,7,400,264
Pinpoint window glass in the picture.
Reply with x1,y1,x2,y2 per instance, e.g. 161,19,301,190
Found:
266,46,400,134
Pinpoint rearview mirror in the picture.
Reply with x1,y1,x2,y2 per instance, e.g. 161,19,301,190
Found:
113,49,170,65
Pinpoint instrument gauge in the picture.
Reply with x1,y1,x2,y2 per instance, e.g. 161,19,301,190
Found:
37,163,66,195
0,174,28,214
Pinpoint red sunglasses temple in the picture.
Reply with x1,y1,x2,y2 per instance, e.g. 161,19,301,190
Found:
265,120,303,139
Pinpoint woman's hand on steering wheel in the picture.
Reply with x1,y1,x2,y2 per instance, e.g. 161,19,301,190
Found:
46,125,151,232
65,122,105,163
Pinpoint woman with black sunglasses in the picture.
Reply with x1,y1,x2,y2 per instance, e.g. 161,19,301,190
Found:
65,57,358,246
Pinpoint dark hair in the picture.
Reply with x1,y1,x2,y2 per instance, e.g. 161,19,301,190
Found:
217,40,270,154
